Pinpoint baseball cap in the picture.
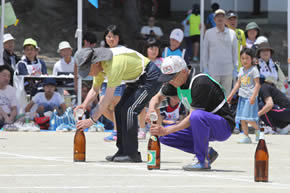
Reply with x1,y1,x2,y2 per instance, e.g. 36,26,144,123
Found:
57,41,73,53
170,28,184,43
226,11,237,19
158,55,187,83
214,9,226,17
23,38,38,48
254,36,268,45
74,47,113,78
43,78,57,86
3,33,14,43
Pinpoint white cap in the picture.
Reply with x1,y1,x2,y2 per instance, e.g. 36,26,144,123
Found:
214,9,226,17
158,55,187,82
170,28,184,43
3,33,15,43
57,41,72,53
254,36,268,45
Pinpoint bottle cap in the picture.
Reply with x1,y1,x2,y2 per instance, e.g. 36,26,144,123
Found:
75,109,84,119
150,112,158,122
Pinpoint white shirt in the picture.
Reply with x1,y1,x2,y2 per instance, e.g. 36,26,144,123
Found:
0,85,17,114
52,57,74,75
32,92,64,107
140,26,163,37
201,27,238,76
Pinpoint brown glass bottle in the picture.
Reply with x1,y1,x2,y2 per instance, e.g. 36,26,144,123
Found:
254,128,269,182
147,112,160,170
73,117,86,162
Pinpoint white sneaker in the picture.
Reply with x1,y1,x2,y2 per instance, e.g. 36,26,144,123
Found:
277,126,289,135
264,126,275,134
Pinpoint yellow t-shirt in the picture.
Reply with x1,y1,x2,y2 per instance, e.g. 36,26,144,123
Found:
93,53,150,88
235,28,246,71
189,14,201,36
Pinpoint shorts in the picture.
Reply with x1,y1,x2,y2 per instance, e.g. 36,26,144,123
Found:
99,83,126,97
191,35,200,43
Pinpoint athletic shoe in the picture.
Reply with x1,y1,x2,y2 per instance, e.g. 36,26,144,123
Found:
113,152,142,163
208,147,219,164
183,162,211,171
104,130,117,142
237,136,252,144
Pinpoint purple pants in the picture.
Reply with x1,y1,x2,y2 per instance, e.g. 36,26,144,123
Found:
160,110,232,164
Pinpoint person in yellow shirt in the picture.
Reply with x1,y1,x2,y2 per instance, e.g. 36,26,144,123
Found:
226,11,246,72
74,47,162,163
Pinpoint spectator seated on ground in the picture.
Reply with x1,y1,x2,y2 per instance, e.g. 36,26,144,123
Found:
0,65,17,129
53,41,74,75
16,38,47,75
25,78,66,117
140,16,163,40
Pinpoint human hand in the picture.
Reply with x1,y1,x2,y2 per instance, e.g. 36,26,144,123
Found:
227,95,233,104
74,105,86,117
146,109,157,123
249,96,255,105
150,124,167,136
76,119,93,131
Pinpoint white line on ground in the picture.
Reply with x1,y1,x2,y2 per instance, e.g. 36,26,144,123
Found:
0,151,289,189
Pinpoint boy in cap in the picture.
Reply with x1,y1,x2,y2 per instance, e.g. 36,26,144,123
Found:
148,55,234,170
201,9,238,97
25,78,66,116
162,28,190,65
53,41,74,75
74,46,162,162
16,38,47,75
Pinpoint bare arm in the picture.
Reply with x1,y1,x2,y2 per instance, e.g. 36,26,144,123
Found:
76,86,115,130
150,112,192,136
258,97,274,116
146,92,166,121
249,77,260,105
25,101,35,113
227,77,241,103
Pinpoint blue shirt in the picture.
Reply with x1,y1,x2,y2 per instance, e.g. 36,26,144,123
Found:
162,47,190,65
206,13,216,28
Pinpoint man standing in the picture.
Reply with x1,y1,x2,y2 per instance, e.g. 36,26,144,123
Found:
226,11,246,72
258,78,290,134
74,47,162,162
201,9,238,96
149,56,234,171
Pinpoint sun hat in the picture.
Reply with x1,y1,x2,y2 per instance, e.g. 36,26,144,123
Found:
158,55,188,82
74,47,113,78
57,41,73,53
256,42,274,57
3,33,15,43
169,28,184,43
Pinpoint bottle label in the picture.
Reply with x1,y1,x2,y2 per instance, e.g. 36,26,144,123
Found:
150,136,157,141
147,150,156,166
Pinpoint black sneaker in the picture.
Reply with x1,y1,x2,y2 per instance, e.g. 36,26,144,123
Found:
208,147,219,164
105,152,123,162
113,152,142,163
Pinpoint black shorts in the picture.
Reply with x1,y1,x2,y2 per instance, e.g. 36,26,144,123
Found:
191,35,200,43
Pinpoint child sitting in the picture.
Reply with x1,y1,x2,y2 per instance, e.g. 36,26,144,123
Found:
25,78,66,117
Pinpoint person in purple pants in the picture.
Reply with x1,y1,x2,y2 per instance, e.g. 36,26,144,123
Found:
148,55,235,171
